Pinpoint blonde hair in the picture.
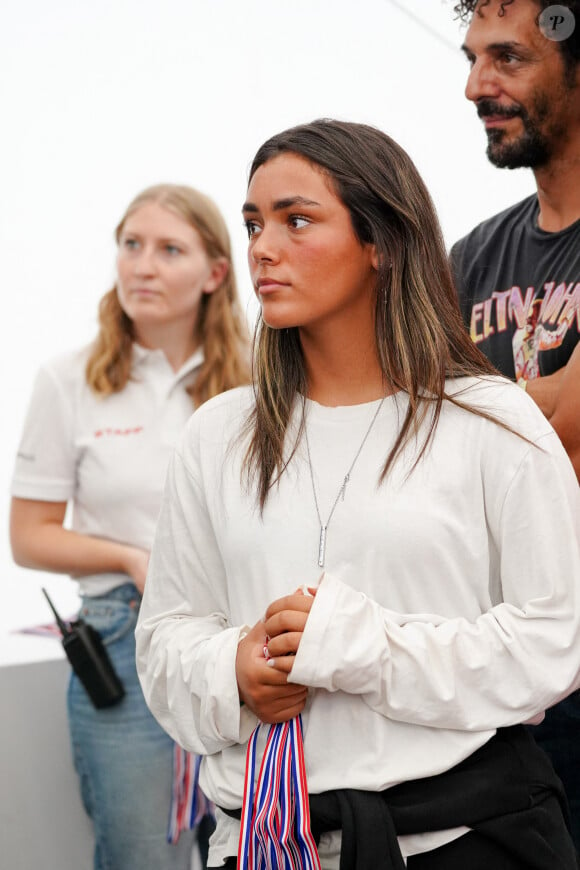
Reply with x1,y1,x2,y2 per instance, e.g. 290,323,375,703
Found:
86,184,250,406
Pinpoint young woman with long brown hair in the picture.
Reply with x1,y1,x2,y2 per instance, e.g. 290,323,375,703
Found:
10,183,250,870
136,123,580,869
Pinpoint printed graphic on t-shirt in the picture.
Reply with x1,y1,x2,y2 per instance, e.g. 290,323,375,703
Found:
512,297,576,381
468,279,579,379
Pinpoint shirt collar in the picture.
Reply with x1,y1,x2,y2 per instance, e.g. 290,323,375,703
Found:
132,343,204,382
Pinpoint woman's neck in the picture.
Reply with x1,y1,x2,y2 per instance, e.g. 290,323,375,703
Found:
133,321,199,372
299,322,391,407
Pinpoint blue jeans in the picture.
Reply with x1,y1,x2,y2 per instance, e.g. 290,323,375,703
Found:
530,692,580,852
67,583,195,870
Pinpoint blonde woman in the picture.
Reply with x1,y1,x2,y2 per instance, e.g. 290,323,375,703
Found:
10,184,250,870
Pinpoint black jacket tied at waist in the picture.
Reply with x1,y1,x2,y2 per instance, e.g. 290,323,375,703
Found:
222,725,577,870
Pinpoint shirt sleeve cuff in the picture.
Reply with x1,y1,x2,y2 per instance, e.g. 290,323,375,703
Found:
206,624,259,745
11,476,74,502
288,572,375,693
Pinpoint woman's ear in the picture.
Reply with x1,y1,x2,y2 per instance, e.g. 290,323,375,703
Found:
370,246,380,271
203,257,229,294
369,246,392,273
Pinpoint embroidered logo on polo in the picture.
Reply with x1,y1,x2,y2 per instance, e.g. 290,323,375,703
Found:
93,426,144,438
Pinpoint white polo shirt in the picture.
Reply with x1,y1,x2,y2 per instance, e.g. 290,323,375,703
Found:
11,343,203,596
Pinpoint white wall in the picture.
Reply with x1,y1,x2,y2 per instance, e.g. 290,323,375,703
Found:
0,0,535,631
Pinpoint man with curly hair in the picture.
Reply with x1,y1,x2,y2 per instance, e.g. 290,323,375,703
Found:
450,0,580,849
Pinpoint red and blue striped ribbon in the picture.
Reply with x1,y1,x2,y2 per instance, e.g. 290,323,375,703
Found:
167,746,215,844
237,715,321,869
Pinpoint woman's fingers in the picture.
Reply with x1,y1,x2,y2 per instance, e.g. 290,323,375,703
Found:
266,630,303,659
266,656,295,675
265,593,313,622
236,616,308,718
257,687,309,724
264,608,309,639
263,699,308,724
246,678,308,722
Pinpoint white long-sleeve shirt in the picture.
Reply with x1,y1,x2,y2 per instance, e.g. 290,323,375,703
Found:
136,376,580,866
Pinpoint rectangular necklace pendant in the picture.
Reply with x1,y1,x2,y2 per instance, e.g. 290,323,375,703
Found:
318,525,327,568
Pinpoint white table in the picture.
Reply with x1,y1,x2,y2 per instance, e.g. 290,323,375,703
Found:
0,632,94,870
1,632,202,869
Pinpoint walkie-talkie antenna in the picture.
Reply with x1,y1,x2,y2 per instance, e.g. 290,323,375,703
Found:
42,587,70,636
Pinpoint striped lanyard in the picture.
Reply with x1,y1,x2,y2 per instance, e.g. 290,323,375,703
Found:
167,746,215,844
238,715,321,869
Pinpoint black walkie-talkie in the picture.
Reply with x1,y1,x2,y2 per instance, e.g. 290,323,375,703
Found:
42,588,125,709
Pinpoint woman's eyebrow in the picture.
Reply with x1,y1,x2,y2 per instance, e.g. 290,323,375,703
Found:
272,196,321,211
242,196,321,214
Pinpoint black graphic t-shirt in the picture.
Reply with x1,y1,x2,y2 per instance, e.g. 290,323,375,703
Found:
451,195,580,380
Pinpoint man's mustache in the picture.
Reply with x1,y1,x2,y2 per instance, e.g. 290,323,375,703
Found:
477,99,522,120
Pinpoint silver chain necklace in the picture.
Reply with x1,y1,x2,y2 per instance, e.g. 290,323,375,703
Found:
303,397,386,568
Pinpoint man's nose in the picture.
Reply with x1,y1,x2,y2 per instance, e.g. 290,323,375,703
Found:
465,58,502,103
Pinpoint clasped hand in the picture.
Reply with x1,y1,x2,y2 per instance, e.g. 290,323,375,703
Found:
235,588,316,724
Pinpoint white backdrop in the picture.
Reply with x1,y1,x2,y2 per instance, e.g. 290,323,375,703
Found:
0,0,534,632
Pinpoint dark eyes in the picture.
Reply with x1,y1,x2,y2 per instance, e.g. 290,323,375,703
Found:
464,51,521,68
289,216,310,230
500,52,519,65
244,220,260,239
243,215,310,239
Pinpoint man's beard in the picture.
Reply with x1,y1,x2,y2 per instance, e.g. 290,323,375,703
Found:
477,96,554,169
